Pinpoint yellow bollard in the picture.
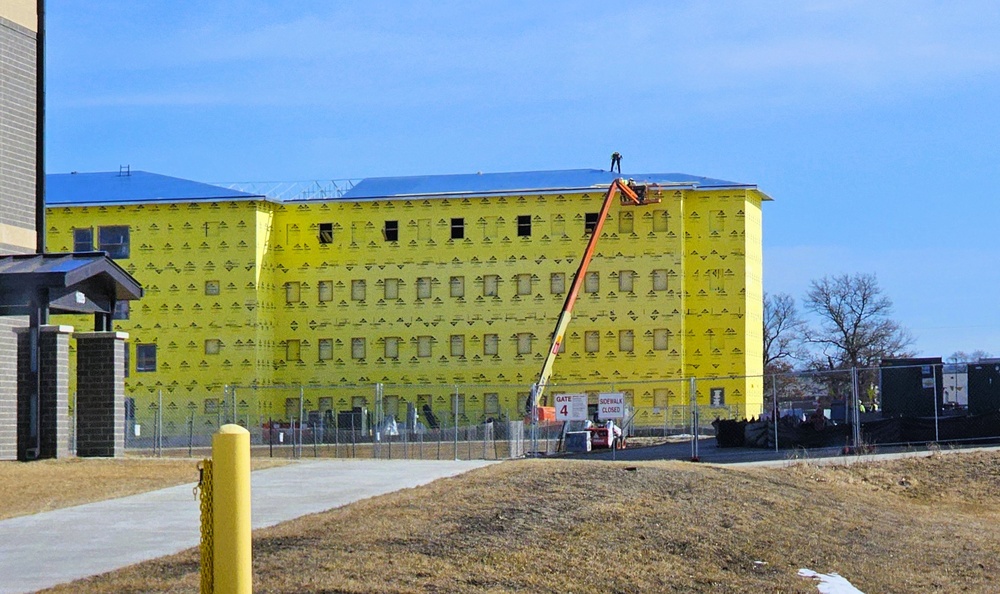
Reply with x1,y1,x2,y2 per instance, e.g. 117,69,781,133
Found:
212,424,252,593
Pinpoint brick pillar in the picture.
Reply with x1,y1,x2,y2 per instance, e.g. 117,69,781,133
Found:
74,331,128,458
0,319,26,461
16,325,73,460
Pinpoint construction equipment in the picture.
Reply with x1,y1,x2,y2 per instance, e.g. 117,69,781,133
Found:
528,178,662,420
588,419,625,449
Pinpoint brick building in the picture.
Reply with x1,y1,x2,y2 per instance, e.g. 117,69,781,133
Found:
0,1,40,459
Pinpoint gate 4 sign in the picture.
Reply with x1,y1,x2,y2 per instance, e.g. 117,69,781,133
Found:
598,392,625,420
554,393,588,421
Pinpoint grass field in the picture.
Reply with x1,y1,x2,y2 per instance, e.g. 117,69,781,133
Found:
0,457,286,520
30,450,1000,593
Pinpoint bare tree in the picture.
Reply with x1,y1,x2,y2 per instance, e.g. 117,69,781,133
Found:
804,273,914,370
762,293,810,416
948,350,993,363
763,292,806,373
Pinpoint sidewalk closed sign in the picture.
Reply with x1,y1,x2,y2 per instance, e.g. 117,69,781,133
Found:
598,392,625,419
554,393,588,421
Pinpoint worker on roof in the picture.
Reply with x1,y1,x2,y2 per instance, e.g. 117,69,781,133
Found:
610,151,622,174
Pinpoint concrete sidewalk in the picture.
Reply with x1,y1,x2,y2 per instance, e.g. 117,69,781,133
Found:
0,458,495,594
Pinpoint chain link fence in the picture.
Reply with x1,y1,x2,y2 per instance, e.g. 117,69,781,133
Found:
113,363,1000,460
721,362,1000,456
118,377,745,459
122,383,529,460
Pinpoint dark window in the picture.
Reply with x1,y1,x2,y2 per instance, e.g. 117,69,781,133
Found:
73,228,93,252
112,301,129,320
584,213,599,234
517,215,531,237
136,344,156,372
384,220,399,242
319,223,334,244
451,218,464,240
98,226,130,259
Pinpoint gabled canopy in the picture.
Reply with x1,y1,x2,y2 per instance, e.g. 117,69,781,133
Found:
0,252,143,317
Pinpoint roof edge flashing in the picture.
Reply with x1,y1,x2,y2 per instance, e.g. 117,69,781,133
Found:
330,183,760,202
45,195,269,208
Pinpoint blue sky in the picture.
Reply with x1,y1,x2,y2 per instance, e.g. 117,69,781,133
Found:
46,1,1000,359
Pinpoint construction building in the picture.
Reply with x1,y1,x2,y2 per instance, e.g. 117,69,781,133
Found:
45,168,769,430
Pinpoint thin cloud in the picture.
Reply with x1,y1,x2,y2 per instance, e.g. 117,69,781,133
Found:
50,2,1000,113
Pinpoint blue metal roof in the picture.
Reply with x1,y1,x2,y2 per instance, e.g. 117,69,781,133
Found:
46,168,762,205
342,168,755,199
45,171,263,206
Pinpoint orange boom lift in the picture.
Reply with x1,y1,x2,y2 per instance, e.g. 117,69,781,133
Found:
528,178,661,422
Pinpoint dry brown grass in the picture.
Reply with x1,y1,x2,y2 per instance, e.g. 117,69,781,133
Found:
0,457,287,520
43,451,1000,593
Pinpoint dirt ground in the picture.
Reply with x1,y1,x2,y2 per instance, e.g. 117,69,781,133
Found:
0,456,285,520
38,449,1000,593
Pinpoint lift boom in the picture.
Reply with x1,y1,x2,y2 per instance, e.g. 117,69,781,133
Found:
530,178,660,411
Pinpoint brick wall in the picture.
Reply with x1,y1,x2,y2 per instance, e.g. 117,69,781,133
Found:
0,9,37,238
0,15,37,230
75,332,127,457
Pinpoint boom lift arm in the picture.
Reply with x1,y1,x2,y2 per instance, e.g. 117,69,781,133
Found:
529,178,659,412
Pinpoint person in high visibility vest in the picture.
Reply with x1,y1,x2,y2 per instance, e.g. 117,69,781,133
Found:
610,151,622,173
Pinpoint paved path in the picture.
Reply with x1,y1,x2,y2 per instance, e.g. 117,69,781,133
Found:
0,459,495,594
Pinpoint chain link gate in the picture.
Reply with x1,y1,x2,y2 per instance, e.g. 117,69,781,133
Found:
197,459,214,594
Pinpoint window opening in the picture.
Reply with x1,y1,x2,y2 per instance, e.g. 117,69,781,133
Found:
416,277,432,299
384,278,399,300
384,220,399,241
483,274,499,297
450,276,465,298
318,280,333,302
319,338,333,361
286,340,301,361
319,222,334,244
517,215,531,237
484,334,499,356
98,226,130,259
550,272,565,294
351,280,366,301
352,338,366,360
136,344,157,371
73,228,93,252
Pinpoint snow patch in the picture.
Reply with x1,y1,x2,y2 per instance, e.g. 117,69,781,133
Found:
798,568,865,594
